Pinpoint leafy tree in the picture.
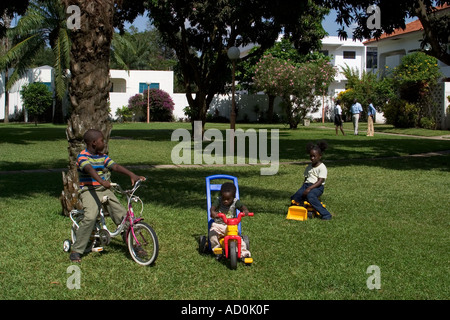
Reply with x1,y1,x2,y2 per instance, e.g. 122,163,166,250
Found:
237,37,330,122
253,54,336,128
338,66,395,119
384,52,442,128
111,27,177,71
20,82,53,125
115,105,133,122
393,51,441,101
0,2,30,38
0,0,70,123
146,0,329,133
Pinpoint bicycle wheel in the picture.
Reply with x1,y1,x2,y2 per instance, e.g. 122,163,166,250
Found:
128,222,159,266
229,241,237,270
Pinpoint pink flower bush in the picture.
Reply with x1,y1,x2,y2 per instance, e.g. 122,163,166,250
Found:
128,88,174,122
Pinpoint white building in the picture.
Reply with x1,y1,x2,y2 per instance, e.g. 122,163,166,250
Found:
109,69,179,119
0,65,54,121
210,36,378,123
0,67,192,121
321,36,374,97
363,6,450,129
312,36,382,122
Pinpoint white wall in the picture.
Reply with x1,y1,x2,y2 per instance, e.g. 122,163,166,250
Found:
0,66,54,121
320,36,368,104
109,69,174,118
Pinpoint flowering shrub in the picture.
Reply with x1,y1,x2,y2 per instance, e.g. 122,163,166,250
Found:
128,89,174,122
393,52,441,103
253,54,336,128
384,52,442,128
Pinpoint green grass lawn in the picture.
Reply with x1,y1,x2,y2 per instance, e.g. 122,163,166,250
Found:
0,122,449,301
1,122,450,171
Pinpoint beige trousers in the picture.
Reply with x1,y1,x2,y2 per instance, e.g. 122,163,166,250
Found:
209,222,251,258
367,116,374,136
72,187,126,254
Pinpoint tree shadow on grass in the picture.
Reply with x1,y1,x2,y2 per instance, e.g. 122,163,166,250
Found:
0,125,66,145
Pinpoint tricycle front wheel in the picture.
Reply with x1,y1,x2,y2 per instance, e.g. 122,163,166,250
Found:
229,241,238,270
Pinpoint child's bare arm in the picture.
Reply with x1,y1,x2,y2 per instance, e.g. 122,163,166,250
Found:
240,205,250,215
83,164,111,188
210,205,219,219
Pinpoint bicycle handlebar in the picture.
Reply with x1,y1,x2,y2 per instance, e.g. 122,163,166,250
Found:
216,212,254,225
110,178,145,195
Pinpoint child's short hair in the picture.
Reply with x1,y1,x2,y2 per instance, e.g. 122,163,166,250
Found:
306,140,328,155
220,182,236,196
83,129,103,144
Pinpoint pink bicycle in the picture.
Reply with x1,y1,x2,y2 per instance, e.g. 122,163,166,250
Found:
63,180,159,266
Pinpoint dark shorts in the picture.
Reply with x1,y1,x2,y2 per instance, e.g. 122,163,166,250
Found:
334,114,342,126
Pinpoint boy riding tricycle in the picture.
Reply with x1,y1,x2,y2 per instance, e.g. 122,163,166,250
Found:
198,175,254,270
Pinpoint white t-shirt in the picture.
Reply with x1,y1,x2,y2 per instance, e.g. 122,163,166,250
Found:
335,104,342,116
303,163,327,185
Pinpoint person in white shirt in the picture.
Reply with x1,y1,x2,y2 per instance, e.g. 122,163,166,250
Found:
334,99,345,136
290,141,332,220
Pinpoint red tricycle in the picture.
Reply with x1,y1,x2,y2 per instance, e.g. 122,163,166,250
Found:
211,212,254,270
198,174,253,270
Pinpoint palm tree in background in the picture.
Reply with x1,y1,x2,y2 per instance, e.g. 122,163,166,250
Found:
110,31,143,71
110,28,177,71
1,12,12,123
0,0,70,123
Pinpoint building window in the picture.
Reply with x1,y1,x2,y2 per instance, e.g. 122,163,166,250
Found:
319,50,329,57
366,49,378,69
41,82,52,91
139,82,160,93
343,51,356,59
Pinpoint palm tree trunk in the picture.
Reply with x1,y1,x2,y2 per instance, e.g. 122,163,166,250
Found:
2,13,11,123
60,0,114,215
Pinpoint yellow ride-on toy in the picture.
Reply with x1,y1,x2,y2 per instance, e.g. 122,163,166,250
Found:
286,200,326,221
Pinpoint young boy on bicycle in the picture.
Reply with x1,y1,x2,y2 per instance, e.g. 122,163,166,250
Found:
70,129,145,263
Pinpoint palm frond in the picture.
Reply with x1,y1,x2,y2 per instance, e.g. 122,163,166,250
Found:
2,0,71,95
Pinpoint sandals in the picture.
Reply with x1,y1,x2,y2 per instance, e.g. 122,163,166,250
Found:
70,252,82,263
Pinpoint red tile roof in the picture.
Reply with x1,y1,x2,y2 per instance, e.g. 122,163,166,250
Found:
364,4,449,44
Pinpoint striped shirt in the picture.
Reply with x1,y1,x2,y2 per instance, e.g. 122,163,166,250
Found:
77,149,115,187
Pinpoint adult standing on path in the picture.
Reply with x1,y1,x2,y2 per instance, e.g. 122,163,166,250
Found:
367,100,376,137
334,99,345,136
351,99,363,135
